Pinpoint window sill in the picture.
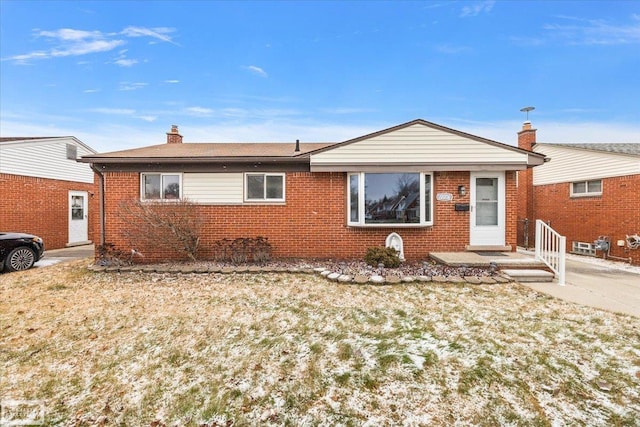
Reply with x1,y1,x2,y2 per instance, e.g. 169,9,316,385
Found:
348,223,434,228
570,193,602,199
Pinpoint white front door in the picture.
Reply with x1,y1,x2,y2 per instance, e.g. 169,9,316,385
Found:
68,191,88,245
470,172,505,246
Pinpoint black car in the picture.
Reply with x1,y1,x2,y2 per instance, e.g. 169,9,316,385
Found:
0,232,45,272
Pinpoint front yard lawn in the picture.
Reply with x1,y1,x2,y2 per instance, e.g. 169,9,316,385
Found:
1,260,639,426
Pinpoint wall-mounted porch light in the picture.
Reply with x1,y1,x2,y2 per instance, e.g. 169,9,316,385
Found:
458,185,467,196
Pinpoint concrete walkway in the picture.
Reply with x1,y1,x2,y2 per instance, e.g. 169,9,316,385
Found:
34,244,94,268
522,254,640,318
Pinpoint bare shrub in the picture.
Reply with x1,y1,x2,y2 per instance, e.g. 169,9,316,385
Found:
212,236,272,264
118,199,202,261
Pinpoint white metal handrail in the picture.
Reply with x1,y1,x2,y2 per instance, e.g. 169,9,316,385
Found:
535,220,566,286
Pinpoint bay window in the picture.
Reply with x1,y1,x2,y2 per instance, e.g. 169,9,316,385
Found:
348,172,433,226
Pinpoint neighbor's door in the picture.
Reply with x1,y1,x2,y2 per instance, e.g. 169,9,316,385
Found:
470,172,505,246
68,191,88,245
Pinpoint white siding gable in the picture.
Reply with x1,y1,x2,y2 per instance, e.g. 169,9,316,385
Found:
533,144,640,186
182,173,243,204
0,137,96,183
310,123,529,171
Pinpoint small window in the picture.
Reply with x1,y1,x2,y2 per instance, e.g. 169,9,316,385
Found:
348,172,433,226
141,173,181,200
245,173,285,202
66,144,77,160
571,179,602,197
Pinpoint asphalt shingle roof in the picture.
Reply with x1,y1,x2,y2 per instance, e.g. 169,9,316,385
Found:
541,143,640,156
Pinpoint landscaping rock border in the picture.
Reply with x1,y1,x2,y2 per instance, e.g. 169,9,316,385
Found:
87,263,512,284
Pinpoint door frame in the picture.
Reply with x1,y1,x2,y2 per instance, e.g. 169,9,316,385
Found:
68,190,89,246
469,171,505,246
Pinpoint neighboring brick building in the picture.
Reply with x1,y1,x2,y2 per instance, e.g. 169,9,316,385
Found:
0,137,98,250
517,122,640,265
79,120,545,262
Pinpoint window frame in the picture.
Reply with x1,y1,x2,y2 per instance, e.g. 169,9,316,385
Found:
347,172,433,227
244,172,286,203
570,179,602,198
140,172,183,201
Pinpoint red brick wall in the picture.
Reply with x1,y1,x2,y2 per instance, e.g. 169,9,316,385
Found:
100,171,519,262
532,174,640,265
0,173,97,250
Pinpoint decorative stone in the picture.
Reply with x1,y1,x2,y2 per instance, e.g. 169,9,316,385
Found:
493,275,510,283
447,275,465,283
235,266,248,273
327,272,340,281
208,266,222,273
194,267,209,274
464,276,483,285
354,274,369,284
314,267,327,273
401,276,415,283
320,270,332,277
221,267,235,274
261,266,275,272
287,267,300,273
90,265,107,272
181,266,197,273
480,276,497,284
300,268,315,274
596,380,612,392
369,275,385,284
385,275,401,284
417,276,432,282
432,276,448,283
338,275,352,283
248,266,262,272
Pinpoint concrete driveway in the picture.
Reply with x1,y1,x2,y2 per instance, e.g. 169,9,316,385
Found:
523,254,640,318
34,244,94,268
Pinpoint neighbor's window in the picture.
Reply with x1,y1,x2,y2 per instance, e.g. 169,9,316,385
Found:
348,172,432,226
571,179,602,197
141,173,181,200
245,173,285,202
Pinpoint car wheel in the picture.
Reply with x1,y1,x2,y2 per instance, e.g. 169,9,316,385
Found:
6,246,36,272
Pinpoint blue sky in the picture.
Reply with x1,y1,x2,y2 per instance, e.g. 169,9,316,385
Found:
1,0,639,152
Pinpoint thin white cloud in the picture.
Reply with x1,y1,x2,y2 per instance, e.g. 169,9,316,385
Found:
543,17,640,45
136,115,158,122
320,107,376,115
121,26,178,45
245,65,268,78
185,106,214,117
164,79,180,84
460,1,495,18
2,26,177,64
83,89,100,93
114,58,138,67
119,82,148,91
89,108,135,115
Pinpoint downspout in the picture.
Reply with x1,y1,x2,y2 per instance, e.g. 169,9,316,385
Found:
90,164,106,247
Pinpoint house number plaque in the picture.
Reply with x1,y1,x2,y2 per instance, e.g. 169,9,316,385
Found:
436,193,453,202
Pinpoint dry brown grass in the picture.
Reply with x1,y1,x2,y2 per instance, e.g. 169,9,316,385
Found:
1,259,639,426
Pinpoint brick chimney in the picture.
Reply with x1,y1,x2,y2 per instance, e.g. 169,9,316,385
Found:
166,125,183,144
517,121,536,150
517,120,537,247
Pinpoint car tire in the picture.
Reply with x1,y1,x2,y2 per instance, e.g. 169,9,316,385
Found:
5,246,36,272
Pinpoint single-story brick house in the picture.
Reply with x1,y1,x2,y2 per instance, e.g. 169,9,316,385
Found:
517,122,640,265
0,136,97,250
79,119,546,262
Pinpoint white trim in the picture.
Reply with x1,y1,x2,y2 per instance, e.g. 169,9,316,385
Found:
347,172,433,227
243,172,286,203
140,172,183,200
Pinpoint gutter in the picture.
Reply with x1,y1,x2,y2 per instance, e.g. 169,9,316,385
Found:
90,164,106,247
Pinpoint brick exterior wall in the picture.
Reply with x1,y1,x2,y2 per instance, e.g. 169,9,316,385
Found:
0,173,98,250
532,174,640,265
100,170,519,263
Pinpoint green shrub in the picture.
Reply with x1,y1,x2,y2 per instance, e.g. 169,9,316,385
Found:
364,246,401,268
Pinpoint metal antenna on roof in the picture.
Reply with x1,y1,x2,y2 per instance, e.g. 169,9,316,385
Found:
520,106,535,121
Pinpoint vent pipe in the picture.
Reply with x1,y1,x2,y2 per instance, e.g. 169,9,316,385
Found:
294,139,300,153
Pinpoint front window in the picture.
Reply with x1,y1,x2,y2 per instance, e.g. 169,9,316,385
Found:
141,173,181,200
571,179,602,197
348,172,433,226
245,173,285,202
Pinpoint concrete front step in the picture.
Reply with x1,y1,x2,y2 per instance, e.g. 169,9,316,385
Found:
502,269,555,283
